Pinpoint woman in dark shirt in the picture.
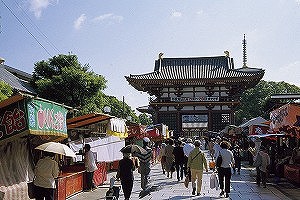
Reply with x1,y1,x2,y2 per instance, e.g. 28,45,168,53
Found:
117,153,135,200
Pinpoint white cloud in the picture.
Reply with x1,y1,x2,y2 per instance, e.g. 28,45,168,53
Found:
171,11,182,18
29,0,57,18
196,10,204,15
74,14,87,30
296,0,300,5
92,13,124,23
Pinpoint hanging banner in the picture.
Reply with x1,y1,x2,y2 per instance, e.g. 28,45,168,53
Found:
270,104,300,130
26,99,68,137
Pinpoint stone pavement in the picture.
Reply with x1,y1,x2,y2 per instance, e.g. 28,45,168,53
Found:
69,151,300,200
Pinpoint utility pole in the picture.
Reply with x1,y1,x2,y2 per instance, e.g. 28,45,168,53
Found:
122,96,125,119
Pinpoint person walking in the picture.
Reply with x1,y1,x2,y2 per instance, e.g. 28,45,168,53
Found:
159,142,167,174
116,152,135,200
84,144,98,191
187,140,208,196
256,146,271,188
173,140,185,181
218,141,235,198
165,139,175,178
232,144,242,175
34,152,60,200
183,138,195,176
134,137,153,190
213,137,222,160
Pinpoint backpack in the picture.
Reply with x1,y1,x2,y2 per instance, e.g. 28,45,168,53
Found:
253,153,262,167
216,151,222,168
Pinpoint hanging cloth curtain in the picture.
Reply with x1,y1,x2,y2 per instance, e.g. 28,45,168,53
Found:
107,118,128,138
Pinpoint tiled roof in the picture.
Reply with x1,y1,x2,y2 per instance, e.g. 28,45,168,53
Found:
125,56,265,90
0,65,36,95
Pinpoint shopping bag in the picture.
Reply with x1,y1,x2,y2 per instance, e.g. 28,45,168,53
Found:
184,175,190,188
210,172,219,190
210,173,216,189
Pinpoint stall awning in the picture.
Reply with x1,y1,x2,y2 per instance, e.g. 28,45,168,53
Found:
67,113,113,129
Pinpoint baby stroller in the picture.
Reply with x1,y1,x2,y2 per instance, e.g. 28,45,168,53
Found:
106,177,120,200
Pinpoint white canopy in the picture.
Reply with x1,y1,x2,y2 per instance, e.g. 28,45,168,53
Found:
69,136,124,162
239,117,267,128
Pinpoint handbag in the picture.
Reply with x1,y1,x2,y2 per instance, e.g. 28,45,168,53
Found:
216,151,222,168
27,182,35,199
209,161,216,169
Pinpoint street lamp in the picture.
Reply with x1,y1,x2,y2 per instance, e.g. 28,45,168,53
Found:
103,106,111,114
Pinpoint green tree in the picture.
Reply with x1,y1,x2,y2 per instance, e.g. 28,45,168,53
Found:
138,113,152,125
31,54,107,108
0,81,13,101
235,80,300,124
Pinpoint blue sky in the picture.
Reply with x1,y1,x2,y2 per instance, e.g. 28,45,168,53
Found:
0,0,299,113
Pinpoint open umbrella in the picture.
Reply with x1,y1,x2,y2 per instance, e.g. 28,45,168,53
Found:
120,144,147,154
35,142,76,158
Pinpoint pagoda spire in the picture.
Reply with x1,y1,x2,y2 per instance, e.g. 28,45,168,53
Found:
242,34,248,68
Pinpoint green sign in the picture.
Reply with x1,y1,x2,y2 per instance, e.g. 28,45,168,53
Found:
27,99,68,137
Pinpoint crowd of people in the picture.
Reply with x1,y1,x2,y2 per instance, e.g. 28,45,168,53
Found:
32,130,295,200
111,136,274,199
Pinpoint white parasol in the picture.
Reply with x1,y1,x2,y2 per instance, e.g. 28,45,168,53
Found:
35,142,76,158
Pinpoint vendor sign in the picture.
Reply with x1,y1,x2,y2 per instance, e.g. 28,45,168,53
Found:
0,100,27,141
0,97,68,143
27,99,68,137
270,104,300,130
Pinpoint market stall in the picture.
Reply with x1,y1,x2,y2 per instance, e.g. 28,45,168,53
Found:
269,103,300,183
0,93,70,200
65,113,126,192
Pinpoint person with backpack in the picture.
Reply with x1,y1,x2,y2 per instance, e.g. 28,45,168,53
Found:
255,146,270,188
134,137,153,190
187,140,208,196
218,141,235,198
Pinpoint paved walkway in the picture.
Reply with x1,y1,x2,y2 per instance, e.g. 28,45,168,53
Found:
69,151,300,200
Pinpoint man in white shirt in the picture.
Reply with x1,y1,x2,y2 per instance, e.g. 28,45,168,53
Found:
84,144,98,191
183,138,195,177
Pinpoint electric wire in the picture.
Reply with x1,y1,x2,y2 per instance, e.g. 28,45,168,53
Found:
1,0,76,68
12,0,61,54
1,0,53,57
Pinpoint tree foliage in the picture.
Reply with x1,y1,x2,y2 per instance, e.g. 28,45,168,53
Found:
0,81,13,101
31,54,141,122
31,54,107,108
235,80,300,124
138,113,153,125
